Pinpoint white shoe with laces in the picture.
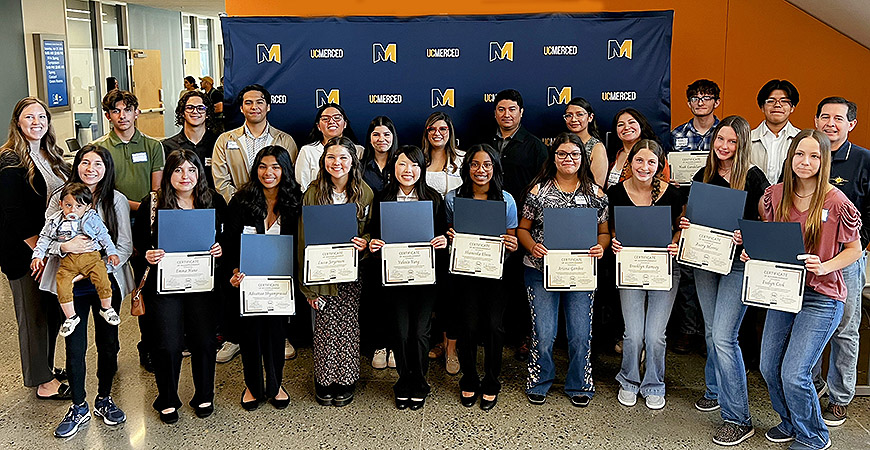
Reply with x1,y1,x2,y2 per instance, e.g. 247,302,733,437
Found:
216,341,241,363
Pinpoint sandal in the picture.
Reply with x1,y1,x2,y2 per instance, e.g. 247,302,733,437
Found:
428,343,445,360
36,382,72,400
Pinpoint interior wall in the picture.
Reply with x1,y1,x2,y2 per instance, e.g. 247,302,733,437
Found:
225,0,870,147
0,1,28,120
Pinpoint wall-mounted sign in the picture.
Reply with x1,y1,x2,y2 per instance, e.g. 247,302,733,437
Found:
33,34,70,112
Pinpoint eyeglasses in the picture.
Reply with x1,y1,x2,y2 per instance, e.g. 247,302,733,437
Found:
469,161,493,170
764,98,792,107
427,126,449,135
319,114,344,124
555,151,583,161
563,112,588,120
689,96,716,103
184,105,207,113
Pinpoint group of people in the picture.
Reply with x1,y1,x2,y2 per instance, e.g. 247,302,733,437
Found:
0,75,865,450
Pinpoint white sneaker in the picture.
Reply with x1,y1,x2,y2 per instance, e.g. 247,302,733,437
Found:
372,348,387,369
645,394,666,410
387,350,396,368
60,316,81,337
99,307,121,326
284,339,296,360
216,341,240,363
617,388,637,407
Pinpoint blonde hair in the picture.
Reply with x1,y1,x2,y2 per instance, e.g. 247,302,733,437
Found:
702,115,751,190
777,129,832,253
0,97,70,190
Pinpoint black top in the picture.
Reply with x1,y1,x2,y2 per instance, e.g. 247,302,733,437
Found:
362,158,390,198
830,140,870,248
162,130,219,190
0,155,50,279
222,189,300,271
607,181,685,237
692,165,770,222
488,125,548,200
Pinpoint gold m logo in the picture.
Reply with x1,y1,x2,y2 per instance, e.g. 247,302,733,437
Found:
431,88,454,108
547,86,572,106
489,41,514,62
315,89,340,107
607,40,632,60
257,44,281,64
373,43,397,63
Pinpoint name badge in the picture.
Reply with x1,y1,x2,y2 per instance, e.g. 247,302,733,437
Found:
131,152,148,163
674,137,689,149
227,141,240,149
204,157,212,167
243,226,257,234
822,209,829,222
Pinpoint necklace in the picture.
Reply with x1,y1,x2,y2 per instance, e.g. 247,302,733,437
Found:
794,190,815,199
555,177,580,193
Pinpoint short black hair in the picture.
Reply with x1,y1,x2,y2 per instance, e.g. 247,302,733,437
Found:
237,84,271,106
61,182,93,206
101,89,139,112
816,96,857,121
756,79,799,108
686,79,720,99
494,89,523,109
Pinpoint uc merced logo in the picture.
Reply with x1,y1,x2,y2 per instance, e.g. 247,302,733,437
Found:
257,44,281,64
547,86,572,107
373,43,397,63
316,89,340,108
431,88,455,108
489,41,514,62
607,39,632,60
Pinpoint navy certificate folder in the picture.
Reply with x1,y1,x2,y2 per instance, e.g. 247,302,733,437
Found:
158,209,215,252
544,208,598,250
303,203,358,246
614,206,673,248
380,201,434,243
240,234,294,276
686,182,747,231
738,219,806,264
454,197,505,237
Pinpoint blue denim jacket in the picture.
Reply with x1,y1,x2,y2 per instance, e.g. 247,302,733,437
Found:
32,209,118,259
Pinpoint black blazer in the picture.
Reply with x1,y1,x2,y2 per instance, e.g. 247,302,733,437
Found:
0,155,51,279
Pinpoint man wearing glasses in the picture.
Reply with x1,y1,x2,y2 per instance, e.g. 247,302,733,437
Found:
163,91,219,189
749,79,801,184
211,84,297,203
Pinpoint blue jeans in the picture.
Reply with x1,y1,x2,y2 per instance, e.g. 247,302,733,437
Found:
761,289,844,449
524,267,594,397
694,262,751,426
812,252,865,406
616,269,680,397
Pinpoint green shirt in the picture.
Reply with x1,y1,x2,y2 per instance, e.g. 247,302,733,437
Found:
92,129,164,204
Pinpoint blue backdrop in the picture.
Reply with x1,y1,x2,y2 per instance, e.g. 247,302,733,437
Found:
221,12,673,150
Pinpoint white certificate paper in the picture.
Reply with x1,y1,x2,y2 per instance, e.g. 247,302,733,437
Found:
449,233,505,279
616,247,673,291
157,251,214,294
544,250,597,291
677,223,736,275
381,242,436,286
668,151,708,184
741,259,805,313
303,243,358,285
240,276,296,316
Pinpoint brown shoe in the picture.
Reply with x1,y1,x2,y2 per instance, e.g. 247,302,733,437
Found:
428,343,444,360
671,333,692,354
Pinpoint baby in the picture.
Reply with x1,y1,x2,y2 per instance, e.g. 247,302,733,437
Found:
31,182,121,337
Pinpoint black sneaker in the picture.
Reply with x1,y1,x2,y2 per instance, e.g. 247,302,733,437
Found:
570,395,591,407
526,393,546,405
55,402,90,438
694,396,720,412
764,424,794,443
93,396,126,425
822,403,847,427
712,422,754,446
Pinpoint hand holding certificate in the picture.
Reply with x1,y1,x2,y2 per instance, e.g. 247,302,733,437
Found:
449,198,506,280
379,201,437,286
239,234,296,316
614,206,674,291
303,204,360,285
542,208,599,291
739,220,806,313
677,183,746,275
668,151,708,184
156,209,216,294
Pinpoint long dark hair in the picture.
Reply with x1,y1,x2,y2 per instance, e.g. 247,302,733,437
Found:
565,97,602,141
158,149,213,209
362,115,398,164
236,145,302,223
421,111,461,174
70,145,119,241
607,107,657,162
456,144,504,201
524,132,596,203
381,145,441,202
306,102,359,145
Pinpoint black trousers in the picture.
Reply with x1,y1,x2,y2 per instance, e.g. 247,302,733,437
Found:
239,315,286,399
66,278,122,405
431,250,457,341
219,282,241,343
390,286,436,398
9,274,63,387
149,292,218,410
455,275,507,395
360,257,389,353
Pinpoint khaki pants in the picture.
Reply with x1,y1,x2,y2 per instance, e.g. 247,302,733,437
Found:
56,251,113,304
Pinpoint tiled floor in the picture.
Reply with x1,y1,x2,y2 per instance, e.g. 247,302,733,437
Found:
0,278,868,449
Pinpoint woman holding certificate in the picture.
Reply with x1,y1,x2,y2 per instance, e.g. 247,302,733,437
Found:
680,116,769,445
369,145,448,410
133,149,225,423
445,144,518,410
563,97,608,187
746,130,861,450
609,139,683,410
517,133,609,408
226,145,302,411
300,136,372,407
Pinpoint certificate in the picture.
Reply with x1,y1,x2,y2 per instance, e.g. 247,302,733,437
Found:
381,242,436,286
677,223,736,275
741,259,805,313
240,276,295,316
157,251,214,294
449,233,505,279
668,151,708,184
544,250,597,291
616,247,673,291
303,243,358,285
